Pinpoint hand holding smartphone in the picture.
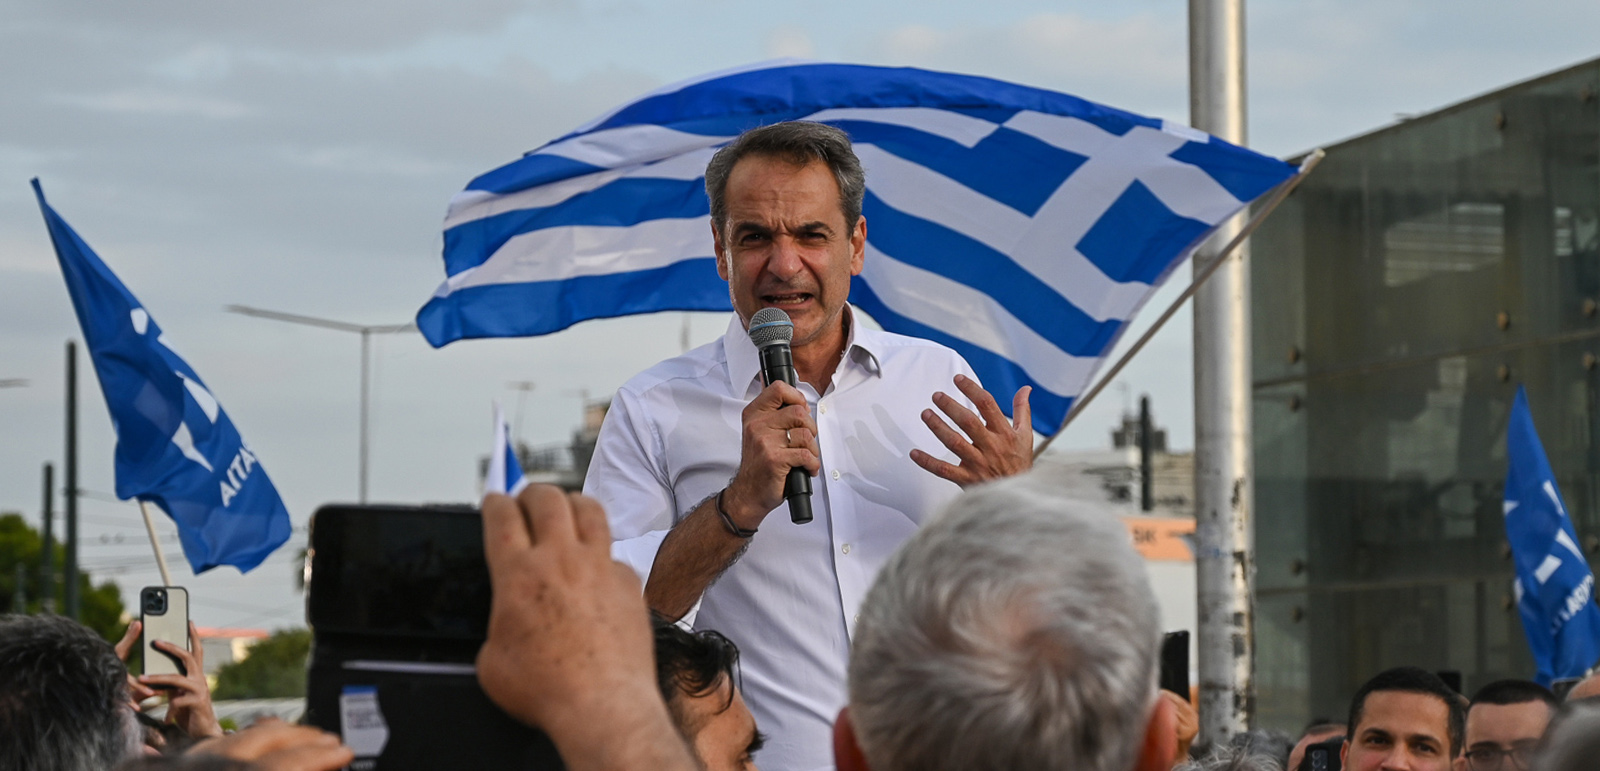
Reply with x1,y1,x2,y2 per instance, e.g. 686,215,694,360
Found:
140,586,190,678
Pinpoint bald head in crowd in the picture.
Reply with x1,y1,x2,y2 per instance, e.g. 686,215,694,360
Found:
835,472,1179,771
1563,671,1600,701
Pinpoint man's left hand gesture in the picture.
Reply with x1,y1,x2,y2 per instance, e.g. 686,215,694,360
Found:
911,374,1033,487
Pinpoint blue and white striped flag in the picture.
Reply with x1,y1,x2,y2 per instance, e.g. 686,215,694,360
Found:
418,61,1298,434
1505,386,1600,684
34,179,292,573
485,403,528,496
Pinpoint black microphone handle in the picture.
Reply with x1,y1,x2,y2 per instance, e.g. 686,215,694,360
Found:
785,467,813,524
758,343,814,524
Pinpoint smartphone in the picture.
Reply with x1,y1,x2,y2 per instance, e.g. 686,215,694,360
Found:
1159,631,1190,697
1302,737,1344,771
306,505,490,640
140,586,190,678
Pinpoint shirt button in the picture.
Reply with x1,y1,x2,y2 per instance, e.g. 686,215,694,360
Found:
831,469,841,480
842,543,852,555
820,402,828,414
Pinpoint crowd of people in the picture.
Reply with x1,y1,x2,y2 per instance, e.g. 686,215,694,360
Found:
5,477,1600,771
6,120,1600,771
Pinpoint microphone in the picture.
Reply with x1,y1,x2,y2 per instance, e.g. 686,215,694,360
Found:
748,308,814,525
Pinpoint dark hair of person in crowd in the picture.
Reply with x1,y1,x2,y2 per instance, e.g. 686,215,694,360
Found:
1346,666,1466,757
652,618,744,733
1468,678,1557,708
0,614,140,771
703,120,867,237
1302,718,1346,736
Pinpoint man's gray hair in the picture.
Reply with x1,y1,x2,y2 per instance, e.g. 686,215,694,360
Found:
847,472,1163,771
703,121,865,237
0,614,142,771
1174,745,1286,771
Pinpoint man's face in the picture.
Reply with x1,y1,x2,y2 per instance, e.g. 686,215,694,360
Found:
714,154,866,354
1342,691,1454,771
1454,701,1549,771
678,680,764,771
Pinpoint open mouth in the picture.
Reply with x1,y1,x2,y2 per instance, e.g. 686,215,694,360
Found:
761,293,813,307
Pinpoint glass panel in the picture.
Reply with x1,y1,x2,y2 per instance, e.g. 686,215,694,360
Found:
1251,61,1600,731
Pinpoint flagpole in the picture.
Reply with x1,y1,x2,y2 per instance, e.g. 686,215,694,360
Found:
1032,148,1323,458
138,501,174,588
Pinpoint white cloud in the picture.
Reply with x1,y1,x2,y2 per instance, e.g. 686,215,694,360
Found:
861,12,1189,124
765,25,815,59
276,146,459,177
52,88,255,120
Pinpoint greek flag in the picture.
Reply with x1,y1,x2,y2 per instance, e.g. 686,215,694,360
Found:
485,403,527,496
33,180,291,573
418,61,1298,434
1505,386,1600,684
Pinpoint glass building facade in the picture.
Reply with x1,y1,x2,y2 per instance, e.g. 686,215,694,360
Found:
1251,58,1600,728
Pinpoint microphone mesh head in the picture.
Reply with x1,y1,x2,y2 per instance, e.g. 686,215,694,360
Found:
748,308,794,348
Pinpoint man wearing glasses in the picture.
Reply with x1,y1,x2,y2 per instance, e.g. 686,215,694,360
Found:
1454,680,1555,771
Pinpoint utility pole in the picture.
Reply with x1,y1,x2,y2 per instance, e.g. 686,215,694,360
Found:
40,463,54,613
226,305,414,503
1190,0,1256,744
65,341,80,621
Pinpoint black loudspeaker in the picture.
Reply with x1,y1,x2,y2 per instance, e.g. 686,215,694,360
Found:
302,504,564,771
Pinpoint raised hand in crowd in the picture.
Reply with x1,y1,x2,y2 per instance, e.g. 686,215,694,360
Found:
477,484,698,771
114,620,160,707
138,621,224,739
115,618,224,740
1160,690,1199,766
186,717,354,771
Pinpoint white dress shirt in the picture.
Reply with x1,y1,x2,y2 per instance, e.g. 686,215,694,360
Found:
586,309,975,771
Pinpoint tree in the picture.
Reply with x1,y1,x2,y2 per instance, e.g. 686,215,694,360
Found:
0,512,127,642
213,627,311,699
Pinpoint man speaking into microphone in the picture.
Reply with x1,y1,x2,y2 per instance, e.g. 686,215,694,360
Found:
584,121,1033,771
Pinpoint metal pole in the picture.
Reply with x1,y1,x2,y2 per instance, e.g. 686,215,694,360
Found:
360,329,370,504
40,463,54,613
1191,0,1255,742
64,341,80,621
1140,395,1154,512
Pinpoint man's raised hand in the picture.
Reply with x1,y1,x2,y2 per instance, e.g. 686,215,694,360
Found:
476,485,697,771
910,375,1033,487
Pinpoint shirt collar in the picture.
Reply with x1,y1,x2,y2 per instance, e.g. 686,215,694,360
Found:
723,305,884,397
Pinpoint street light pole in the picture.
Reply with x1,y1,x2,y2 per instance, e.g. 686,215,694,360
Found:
1190,0,1256,745
226,305,414,504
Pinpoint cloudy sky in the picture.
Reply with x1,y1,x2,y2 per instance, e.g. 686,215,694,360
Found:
2,0,1596,631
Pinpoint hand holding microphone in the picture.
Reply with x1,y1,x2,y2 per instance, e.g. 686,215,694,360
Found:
729,308,815,526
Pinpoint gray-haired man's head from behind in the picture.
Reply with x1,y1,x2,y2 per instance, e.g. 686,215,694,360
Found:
845,472,1166,771
0,613,142,771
